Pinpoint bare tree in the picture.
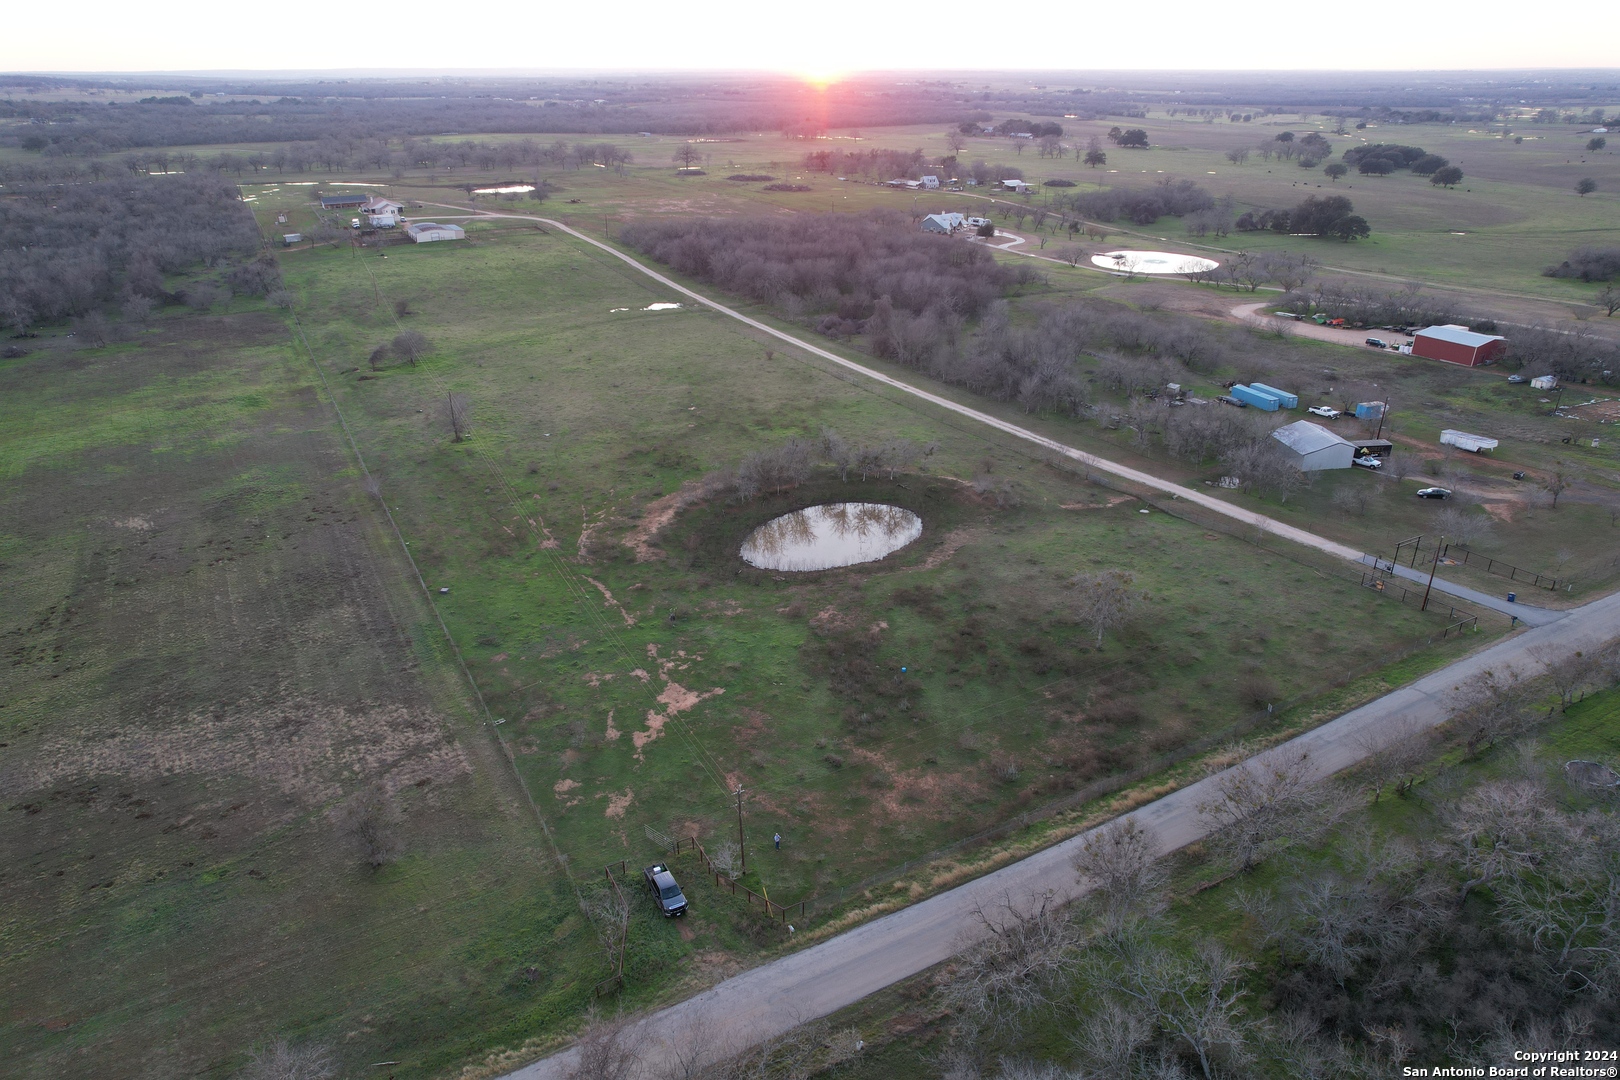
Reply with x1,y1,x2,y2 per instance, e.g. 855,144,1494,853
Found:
672,143,703,170
239,1037,337,1080
565,1011,639,1080
1084,933,1256,1080
391,330,430,366
1542,469,1573,508
1069,570,1144,647
1330,483,1376,517
334,783,402,868
1352,718,1432,803
1197,749,1324,872
939,894,1075,1037
1072,817,1165,929
443,392,471,442
1494,812,1620,993
708,839,741,878
1443,777,1558,906
1433,504,1492,549
586,877,632,983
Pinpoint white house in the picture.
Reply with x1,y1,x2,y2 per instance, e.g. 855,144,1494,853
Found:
405,222,466,243
368,213,400,228
920,175,940,190
1270,420,1355,471
361,196,404,216
920,212,966,234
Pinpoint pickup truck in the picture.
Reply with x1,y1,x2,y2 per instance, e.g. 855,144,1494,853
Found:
643,863,688,917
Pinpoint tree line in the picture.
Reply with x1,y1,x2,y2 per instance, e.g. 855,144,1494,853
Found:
0,173,264,332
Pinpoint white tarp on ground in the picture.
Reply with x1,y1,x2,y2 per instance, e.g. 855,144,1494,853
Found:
1090,250,1220,275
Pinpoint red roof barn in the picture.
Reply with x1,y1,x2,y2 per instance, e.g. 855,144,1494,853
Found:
1411,324,1506,367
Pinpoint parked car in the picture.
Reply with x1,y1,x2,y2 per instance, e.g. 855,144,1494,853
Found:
350,218,362,228
1352,455,1383,469
1365,337,1389,349
1307,405,1341,419
643,863,688,917
1416,487,1453,499
1507,374,1527,384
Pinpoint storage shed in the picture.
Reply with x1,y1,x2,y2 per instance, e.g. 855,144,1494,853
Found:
1412,324,1506,367
1351,438,1394,460
1355,401,1387,420
1230,384,1282,411
1248,382,1298,409
1530,375,1558,390
405,222,466,243
1271,420,1356,471
1440,429,1499,454
318,193,368,210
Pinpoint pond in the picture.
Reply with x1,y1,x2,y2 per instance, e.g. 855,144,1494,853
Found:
473,184,535,194
740,503,922,571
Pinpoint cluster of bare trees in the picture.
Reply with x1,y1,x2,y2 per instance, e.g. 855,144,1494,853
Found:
708,428,931,501
0,174,261,332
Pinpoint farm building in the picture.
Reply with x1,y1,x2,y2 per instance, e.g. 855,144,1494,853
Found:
1271,420,1355,471
921,212,965,234
1440,429,1499,453
1531,375,1558,390
1002,179,1031,194
281,233,303,245
1412,325,1506,367
920,175,941,190
405,222,466,243
318,193,368,210
360,196,403,216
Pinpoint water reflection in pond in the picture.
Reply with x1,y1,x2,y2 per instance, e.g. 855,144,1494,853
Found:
473,184,536,194
740,503,922,571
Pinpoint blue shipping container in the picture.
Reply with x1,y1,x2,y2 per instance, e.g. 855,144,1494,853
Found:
1355,401,1387,420
1248,382,1298,409
1230,384,1282,411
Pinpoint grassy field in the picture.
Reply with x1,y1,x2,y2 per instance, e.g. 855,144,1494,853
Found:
747,683,1620,1077
258,195,1515,937
0,308,600,1079
5,113,1618,1078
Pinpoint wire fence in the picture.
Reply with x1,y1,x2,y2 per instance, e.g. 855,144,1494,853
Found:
1442,545,1560,590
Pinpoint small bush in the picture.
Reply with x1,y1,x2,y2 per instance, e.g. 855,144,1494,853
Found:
727,173,776,182
1236,673,1280,710
763,183,812,192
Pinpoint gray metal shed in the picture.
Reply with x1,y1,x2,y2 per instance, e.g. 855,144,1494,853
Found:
1270,420,1355,471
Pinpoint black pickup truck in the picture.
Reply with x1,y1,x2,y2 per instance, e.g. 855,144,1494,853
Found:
643,863,688,917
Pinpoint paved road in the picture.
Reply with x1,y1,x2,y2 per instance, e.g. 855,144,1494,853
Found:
425,204,1559,626
507,584,1620,1078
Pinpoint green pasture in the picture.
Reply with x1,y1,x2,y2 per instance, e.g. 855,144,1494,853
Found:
0,311,598,1080
266,207,1510,926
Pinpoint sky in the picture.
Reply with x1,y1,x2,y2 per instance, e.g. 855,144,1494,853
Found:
8,0,1619,75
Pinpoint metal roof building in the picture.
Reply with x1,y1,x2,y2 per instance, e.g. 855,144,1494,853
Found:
1412,324,1506,367
406,222,466,243
1270,420,1356,471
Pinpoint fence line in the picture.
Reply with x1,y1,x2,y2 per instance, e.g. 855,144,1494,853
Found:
1442,544,1559,590
674,837,808,924
1358,571,1481,624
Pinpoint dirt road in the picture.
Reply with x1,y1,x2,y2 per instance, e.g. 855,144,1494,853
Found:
505,584,1620,1079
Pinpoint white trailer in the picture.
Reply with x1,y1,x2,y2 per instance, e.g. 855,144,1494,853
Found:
1440,429,1499,453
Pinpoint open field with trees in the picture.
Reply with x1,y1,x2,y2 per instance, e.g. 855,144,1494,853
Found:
4,68,1620,1079
742,664,1620,1079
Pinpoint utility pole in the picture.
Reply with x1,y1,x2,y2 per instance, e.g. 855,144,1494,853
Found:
1375,398,1390,440
1421,534,1443,612
733,786,747,875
